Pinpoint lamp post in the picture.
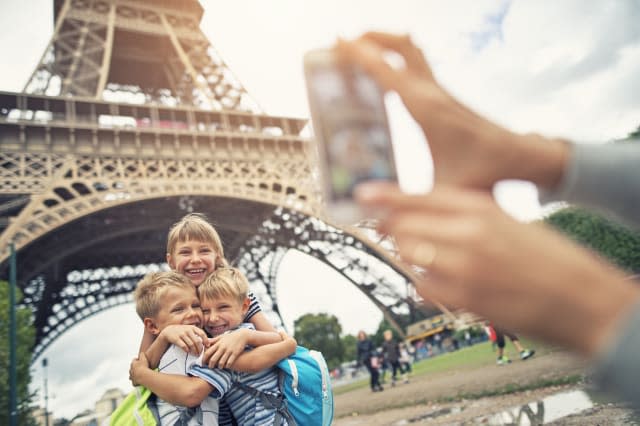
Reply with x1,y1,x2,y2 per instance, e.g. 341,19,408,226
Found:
42,358,49,426
9,242,17,426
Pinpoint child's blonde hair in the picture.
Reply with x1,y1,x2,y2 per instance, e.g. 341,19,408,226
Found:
199,267,249,305
166,213,228,268
134,271,193,320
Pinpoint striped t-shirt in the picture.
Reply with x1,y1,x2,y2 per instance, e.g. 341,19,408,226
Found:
189,323,287,426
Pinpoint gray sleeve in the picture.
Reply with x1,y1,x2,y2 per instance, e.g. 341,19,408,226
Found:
591,302,640,410
539,141,640,229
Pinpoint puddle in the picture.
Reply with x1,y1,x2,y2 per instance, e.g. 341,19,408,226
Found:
476,390,594,424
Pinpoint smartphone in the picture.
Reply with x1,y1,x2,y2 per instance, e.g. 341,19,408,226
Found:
303,48,398,224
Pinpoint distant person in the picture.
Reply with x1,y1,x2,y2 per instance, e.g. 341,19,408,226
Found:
356,330,384,392
494,327,535,365
131,268,297,425
382,330,409,385
339,31,640,408
398,342,414,374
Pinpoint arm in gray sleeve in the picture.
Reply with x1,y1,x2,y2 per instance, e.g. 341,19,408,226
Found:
539,141,640,229
591,301,640,411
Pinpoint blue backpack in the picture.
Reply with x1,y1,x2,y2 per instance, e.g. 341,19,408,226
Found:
233,346,334,425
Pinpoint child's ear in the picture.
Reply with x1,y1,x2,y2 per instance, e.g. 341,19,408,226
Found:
166,253,176,269
241,297,250,315
143,317,161,336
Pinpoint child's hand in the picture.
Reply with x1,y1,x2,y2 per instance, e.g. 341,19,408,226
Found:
203,329,248,369
160,324,207,355
129,352,150,386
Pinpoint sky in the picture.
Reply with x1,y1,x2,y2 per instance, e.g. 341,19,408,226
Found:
1,0,639,420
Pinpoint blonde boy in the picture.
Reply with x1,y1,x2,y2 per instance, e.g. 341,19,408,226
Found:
132,268,292,425
134,271,219,425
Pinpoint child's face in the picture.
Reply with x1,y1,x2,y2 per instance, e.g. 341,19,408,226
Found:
201,295,249,336
167,239,218,287
150,286,203,334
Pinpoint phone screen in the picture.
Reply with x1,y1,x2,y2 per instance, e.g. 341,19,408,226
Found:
305,53,397,221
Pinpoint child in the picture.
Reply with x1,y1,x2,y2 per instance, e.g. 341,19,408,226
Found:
131,267,295,424
133,271,218,424
141,213,278,367
132,270,295,425
381,329,409,386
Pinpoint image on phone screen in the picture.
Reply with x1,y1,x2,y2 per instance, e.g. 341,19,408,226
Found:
307,62,397,204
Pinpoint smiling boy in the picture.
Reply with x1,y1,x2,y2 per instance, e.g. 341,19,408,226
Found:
134,271,219,425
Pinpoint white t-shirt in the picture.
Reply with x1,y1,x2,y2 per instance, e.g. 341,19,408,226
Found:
156,344,219,425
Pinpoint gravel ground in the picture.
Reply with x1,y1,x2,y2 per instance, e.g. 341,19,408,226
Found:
332,350,639,425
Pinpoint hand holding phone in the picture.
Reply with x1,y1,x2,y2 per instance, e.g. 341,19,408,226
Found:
303,48,398,224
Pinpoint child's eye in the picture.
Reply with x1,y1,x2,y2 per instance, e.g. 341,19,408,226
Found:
201,309,210,315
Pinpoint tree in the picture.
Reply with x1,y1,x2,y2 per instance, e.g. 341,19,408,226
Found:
0,282,37,426
340,334,358,364
544,207,640,273
293,313,344,369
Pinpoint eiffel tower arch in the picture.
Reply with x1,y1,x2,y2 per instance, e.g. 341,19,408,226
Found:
0,0,439,361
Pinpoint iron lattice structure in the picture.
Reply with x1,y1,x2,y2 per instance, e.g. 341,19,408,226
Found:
0,0,439,361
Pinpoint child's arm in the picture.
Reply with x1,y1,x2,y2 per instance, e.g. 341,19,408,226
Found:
230,331,297,373
203,327,282,368
249,310,277,333
144,325,208,368
130,352,214,408
138,328,156,357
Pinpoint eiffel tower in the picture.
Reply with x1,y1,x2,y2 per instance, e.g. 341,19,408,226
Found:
0,0,437,361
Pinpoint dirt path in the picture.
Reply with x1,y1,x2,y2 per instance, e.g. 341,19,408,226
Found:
331,350,637,425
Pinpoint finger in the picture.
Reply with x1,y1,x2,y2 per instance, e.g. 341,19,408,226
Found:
395,234,469,281
217,352,230,369
356,183,491,216
225,353,236,369
360,32,433,77
336,38,407,93
207,348,222,369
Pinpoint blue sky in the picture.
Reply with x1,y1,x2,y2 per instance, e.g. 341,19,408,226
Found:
1,0,639,420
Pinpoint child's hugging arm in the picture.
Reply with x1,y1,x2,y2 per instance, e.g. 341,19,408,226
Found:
142,325,209,369
204,331,297,373
203,327,283,369
130,352,215,408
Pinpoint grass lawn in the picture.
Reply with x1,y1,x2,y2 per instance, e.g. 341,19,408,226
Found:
334,338,546,395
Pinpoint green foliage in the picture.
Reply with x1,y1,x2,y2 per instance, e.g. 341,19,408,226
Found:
625,126,640,140
0,281,38,426
340,334,357,363
293,313,344,369
544,207,640,273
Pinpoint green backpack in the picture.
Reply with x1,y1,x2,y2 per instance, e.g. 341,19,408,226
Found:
109,385,158,426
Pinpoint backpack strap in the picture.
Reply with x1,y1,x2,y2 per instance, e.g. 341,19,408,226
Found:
232,376,297,426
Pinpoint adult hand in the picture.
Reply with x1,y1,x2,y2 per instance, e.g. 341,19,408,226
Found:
203,329,247,369
336,32,567,190
356,182,640,356
129,352,150,386
159,324,207,356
